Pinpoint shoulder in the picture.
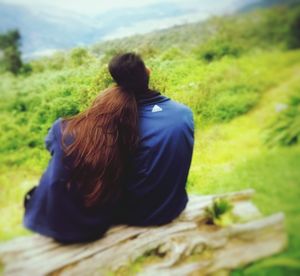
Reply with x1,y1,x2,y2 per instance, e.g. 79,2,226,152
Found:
53,117,63,130
50,117,64,138
166,99,193,118
45,118,63,149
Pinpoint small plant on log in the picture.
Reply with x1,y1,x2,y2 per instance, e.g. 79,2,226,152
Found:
205,198,234,226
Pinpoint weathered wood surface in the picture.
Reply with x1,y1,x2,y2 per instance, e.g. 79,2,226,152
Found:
0,189,287,276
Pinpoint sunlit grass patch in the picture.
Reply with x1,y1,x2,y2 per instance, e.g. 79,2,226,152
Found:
0,169,38,241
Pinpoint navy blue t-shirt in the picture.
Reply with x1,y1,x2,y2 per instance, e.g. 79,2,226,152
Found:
23,91,194,243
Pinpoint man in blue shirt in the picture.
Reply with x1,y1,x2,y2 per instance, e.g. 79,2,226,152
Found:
23,53,194,243
112,89,194,226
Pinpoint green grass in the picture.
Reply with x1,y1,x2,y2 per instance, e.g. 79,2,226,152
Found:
194,146,300,275
186,65,300,274
0,52,300,275
0,168,38,241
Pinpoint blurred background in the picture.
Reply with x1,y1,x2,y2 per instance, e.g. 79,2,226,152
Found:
0,0,300,274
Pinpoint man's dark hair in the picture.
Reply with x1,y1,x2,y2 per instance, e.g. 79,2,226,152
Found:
108,52,149,94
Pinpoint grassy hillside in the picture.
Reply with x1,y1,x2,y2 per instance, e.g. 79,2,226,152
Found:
0,4,300,275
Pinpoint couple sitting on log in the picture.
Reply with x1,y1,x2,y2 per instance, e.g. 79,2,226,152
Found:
23,52,195,243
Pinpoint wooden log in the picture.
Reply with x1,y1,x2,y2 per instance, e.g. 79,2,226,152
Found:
0,189,287,276
139,213,286,276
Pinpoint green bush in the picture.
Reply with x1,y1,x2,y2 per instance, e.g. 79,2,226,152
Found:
69,47,91,67
205,198,234,226
194,5,300,62
287,11,300,49
200,90,259,122
160,47,185,61
264,90,300,147
0,5,299,166
196,38,243,62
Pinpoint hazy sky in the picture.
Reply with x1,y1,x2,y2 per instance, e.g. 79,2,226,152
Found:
0,0,237,15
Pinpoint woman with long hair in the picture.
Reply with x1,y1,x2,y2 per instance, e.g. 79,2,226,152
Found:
23,52,194,243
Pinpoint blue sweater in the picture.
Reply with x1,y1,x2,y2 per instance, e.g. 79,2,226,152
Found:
23,92,194,243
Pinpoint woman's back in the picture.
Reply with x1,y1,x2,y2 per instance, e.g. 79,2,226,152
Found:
23,118,114,243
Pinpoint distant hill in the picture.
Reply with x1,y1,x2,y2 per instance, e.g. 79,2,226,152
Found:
0,1,209,59
89,20,212,58
237,0,300,12
90,0,299,58
0,3,101,58
0,0,298,59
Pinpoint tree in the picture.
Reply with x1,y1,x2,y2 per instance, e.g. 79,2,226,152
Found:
288,12,300,49
0,29,23,74
69,47,90,66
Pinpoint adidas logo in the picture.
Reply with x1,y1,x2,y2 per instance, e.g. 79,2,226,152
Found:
152,105,163,113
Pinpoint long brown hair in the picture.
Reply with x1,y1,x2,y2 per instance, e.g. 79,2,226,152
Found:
61,53,149,208
62,86,139,208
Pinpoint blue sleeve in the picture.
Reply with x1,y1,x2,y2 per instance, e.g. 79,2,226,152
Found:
41,118,69,184
24,119,60,207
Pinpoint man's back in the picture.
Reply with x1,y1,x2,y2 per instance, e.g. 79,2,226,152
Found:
113,91,194,226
